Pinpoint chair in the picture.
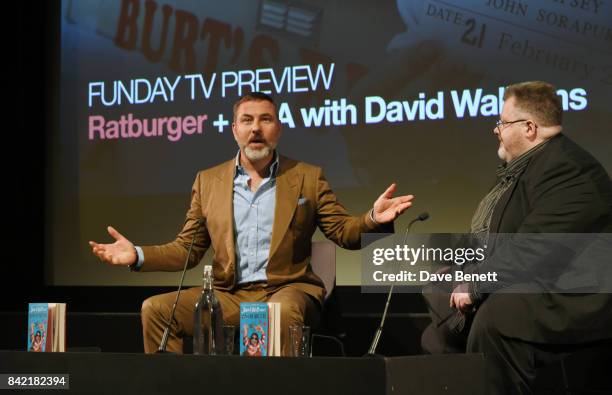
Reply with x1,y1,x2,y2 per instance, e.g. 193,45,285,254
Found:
309,241,346,356
309,240,336,301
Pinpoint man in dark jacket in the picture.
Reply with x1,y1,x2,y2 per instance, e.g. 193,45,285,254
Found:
422,81,612,393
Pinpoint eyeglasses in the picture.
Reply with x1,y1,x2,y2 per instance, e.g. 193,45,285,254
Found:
495,119,527,132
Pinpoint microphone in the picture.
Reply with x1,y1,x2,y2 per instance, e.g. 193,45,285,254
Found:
156,217,206,353
415,212,429,222
366,212,429,356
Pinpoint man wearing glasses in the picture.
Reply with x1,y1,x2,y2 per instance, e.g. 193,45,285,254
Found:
422,81,612,393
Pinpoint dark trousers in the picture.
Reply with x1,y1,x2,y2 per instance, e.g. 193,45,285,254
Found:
422,293,570,394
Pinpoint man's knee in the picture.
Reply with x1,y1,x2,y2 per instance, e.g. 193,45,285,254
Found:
421,323,444,354
421,318,470,354
268,287,320,328
466,304,500,353
141,296,156,320
279,299,305,327
141,294,170,323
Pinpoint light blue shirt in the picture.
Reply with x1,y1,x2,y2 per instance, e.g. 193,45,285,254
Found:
134,152,279,284
233,152,279,284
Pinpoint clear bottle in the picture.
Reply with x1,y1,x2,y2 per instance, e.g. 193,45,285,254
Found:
193,265,224,355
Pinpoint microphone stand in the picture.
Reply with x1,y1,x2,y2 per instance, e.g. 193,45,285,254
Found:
156,218,205,353
366,213,429,356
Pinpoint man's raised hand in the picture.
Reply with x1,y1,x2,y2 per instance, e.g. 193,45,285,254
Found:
89,226,136,267
372,183,414,224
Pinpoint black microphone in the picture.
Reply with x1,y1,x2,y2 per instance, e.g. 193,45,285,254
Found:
366,212,429,356
156,217,206,353
415,212,429,222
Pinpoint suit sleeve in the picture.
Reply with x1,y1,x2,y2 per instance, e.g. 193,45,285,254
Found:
315,167,392,249
139,171,212,272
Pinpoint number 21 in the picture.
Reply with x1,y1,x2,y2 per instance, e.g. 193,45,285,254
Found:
462,19,486,48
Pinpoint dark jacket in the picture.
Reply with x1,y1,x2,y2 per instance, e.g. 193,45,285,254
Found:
477,133,612,343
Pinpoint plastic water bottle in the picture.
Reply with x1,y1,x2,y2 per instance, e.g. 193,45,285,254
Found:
193,265,224,355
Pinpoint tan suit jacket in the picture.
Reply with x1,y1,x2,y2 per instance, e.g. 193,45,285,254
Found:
140,155,388,304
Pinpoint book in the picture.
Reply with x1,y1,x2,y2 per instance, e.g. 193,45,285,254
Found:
267,303,281,356
27,303,66,352
239,302,281,357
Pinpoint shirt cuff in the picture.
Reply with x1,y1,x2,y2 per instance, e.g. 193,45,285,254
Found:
368,208,380,227
130,246,145,271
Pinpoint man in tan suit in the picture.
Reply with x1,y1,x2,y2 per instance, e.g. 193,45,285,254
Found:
90,92,414,355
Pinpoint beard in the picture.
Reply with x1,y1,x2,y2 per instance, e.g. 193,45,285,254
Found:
243,142,275,161
497,144,507,162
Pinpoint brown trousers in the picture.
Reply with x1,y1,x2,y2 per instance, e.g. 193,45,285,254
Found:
141,282,320,356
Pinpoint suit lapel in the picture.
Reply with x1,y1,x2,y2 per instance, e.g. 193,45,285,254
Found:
269,157,303,260
489,181,517,235
212,160,237,264
488,168,528,251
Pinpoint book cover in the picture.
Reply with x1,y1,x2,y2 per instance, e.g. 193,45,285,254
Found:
27,303,67,352
27,303,49,352
240,303,269,357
